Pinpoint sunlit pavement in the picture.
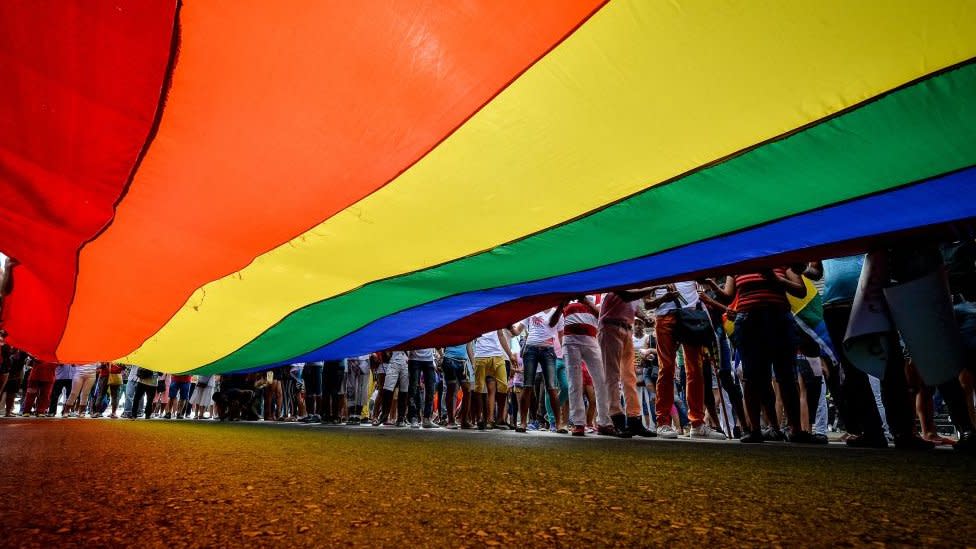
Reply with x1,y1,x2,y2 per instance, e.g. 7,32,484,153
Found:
1,418,973,547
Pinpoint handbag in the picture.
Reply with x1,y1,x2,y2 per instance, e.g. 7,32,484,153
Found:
669,285,714,346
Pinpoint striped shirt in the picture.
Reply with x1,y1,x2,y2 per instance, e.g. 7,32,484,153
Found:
563,302,599,343
733,269,790,311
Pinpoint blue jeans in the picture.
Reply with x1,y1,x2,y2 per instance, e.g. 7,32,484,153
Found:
522,345,557,390
408,360,436,421
545,358,569,424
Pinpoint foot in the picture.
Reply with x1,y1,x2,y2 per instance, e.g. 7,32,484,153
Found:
740,430,764,443
556,427,569,434
688,424,727,440
810,433,829,445
394,420,406,428
955,430,976,454
446,422,459,430
845,433,889,449
409,420,420,429
527,421,539,431
762,428,786,442
597,425,632,438
785,429,814,444
655,425,679,439
422,418,436,428
477,421,487,431
627,417,657,438
371,418,382,427
893,434,936,451
571,425,585,437
460,422,475,430
515,426,527,433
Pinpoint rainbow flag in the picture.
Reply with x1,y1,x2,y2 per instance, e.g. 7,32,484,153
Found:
2,1,976,374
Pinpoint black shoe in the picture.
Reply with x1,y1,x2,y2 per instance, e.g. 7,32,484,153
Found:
893,435,936,451
846,433,889,449
477,421,487,431
954,430,976,454
626,416,657,437
762,428,785,442
597,424,632,438
810,433,829,445
786,430,814,444
740,430,764,443
733,426,743,439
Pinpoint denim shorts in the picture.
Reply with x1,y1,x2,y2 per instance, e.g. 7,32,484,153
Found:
522,345,557,390
442,357,467,384
168,381,191,401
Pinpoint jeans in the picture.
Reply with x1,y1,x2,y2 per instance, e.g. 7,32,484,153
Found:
123,380,138,415
48,379,73,415
545,358,569,425
408,360,436,421
131,383,158,419
566,340,610,427
522,345,557,390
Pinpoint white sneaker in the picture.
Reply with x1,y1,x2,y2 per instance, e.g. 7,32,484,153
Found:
656,425,679,439
688,424,728,440
410,420,420,429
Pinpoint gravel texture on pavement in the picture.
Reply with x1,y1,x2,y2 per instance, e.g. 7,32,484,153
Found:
0,418,974,547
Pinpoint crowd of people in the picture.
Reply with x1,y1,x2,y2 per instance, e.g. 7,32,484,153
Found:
1,243,975,453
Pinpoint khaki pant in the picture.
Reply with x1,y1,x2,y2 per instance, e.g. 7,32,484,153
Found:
598,323,641,418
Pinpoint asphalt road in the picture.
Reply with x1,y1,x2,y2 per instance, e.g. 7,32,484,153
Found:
0,418,973,547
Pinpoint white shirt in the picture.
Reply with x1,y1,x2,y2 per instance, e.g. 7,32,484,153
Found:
652,281,700,316
408,348,435,361
474,331,506,358
75,363,98,377
521,309,563,347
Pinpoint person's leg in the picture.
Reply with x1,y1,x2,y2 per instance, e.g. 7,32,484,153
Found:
770,313,803,436
655,315,678,429
396,370,409,424
36,381,54,415
144,387,157,419
492,357,509,426
518,349,541,430
566,344,586,430
683,344,706,428
109,385,122,416
422,363,436,422
599,327,627,432
406,360,422,424
538,347,562,431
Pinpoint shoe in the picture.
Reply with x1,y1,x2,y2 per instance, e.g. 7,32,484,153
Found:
893,435,936,451
346,417,361,426
109,413,118,419
371,418,382,427
527,421,539,431
627,417,657,438
810,433,829,445
394,420,406,428
762,428,786,442
740,430,764,443
163,413,171,419
422,418,436,428
556,427,569,434
494,422,511,431
460,422,475,430
446,422,459,430
596,424,632,438
549,424,558,433
410,420,420,429
845,433,889,449
733,426,743,439
689,424,727,440
786,429,814,444
571,426,585,437
515,426,527,433
955,430,976,454
477,421,487,431
656,425,679,439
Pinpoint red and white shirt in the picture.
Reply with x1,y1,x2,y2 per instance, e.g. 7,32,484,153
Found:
563,301,599,345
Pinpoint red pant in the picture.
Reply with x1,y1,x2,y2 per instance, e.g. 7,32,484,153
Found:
654,313,705,427
22,380,54,415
